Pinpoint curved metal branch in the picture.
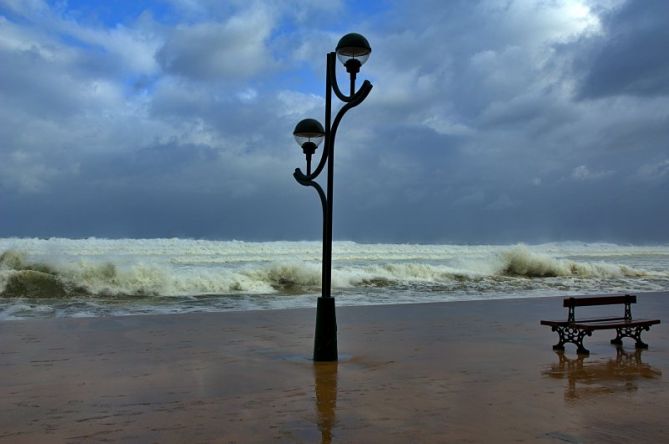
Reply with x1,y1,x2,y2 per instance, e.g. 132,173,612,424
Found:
330,81,373,142
303,51,373,182
301,54,336,183
330,58,373,103
293,169,327,221
305,134,330,182
293,168,312,186
330,58,350,103
303,146,328,183
305,80,373,182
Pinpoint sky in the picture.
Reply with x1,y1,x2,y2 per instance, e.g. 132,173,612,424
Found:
0,0,667,244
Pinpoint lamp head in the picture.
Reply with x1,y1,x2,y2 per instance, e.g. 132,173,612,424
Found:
293,118,325,150
335,33,371,73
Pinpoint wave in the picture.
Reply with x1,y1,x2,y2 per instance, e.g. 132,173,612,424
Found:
498,246,649,278
0,249,328,298
1,243,665,300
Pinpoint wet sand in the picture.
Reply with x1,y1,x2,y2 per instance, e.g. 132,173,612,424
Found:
1,292,667,443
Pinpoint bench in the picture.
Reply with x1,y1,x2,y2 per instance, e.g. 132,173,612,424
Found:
540,294,660,355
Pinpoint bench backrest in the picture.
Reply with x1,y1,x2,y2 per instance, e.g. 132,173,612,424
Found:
563,294,636,308
563,294,636,322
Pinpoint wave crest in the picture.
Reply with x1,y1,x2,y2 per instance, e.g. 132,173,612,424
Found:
499,246,647,278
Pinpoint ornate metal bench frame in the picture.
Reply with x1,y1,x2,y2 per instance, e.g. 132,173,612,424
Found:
541,295,660,355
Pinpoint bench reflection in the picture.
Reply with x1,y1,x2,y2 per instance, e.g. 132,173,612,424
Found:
543,349,662,400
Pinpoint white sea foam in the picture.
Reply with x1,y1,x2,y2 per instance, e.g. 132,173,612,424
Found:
497,245,650,278
0,238,667,319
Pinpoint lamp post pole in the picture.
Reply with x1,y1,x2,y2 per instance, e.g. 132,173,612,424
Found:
292,33,373,361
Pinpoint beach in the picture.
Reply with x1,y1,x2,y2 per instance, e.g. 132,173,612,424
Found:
1,292,667,443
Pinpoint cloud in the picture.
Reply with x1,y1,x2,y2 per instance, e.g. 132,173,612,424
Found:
0,0,48,16
576,0,669,98
485,193,517,211
156,7,275,80
570,165,614,181
0,0,667,242
638,159,669,181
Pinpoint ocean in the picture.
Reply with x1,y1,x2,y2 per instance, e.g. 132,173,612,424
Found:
1,238,668,320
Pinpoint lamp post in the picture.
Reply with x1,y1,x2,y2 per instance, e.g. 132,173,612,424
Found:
292,33,373,361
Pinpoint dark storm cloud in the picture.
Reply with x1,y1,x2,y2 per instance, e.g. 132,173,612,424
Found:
0,0,667,243
577,0,669,98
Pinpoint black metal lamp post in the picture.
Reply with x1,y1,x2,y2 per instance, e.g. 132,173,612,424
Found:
292,33,373,361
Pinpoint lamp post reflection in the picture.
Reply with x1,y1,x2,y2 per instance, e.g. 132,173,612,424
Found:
314,361,338,443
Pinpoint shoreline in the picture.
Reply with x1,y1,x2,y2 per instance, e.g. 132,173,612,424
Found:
3,290,668,323
1,292,667,442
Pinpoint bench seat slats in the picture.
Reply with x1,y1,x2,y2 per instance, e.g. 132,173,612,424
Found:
541,318,659,328
566,316,625,323
573,319,660,330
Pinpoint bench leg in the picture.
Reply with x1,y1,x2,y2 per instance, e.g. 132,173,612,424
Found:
612,326,650,349
576,338,590,355
552,326,591,355
551,326,566,351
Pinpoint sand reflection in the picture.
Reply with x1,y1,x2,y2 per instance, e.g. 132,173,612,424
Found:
313,362,338,444
543,349,662,400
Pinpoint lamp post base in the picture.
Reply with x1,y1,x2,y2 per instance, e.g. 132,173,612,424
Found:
313,297,338,361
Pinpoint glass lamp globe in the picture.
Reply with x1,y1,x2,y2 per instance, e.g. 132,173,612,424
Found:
335,33,372,66
293,118,325,147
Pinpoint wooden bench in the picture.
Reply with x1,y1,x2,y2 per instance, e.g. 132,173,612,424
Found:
540,294,660,355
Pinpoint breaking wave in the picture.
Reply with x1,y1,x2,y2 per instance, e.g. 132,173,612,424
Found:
498,246,648,278
0,243,665,300
0,250,321,298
